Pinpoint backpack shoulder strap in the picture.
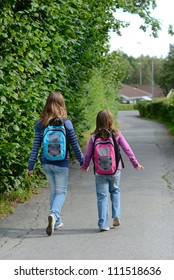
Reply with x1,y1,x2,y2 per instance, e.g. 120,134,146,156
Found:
62,118,70,153
112,133,124,169
94,128,112,140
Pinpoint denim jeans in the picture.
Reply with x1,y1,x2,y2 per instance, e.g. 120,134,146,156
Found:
95,170,121,229
42,164,69,225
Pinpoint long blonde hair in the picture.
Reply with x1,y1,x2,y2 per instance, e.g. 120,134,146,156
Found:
40,91,67,129
92,110,120,136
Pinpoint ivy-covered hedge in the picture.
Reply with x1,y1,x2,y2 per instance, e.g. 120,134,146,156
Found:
0,0,122,194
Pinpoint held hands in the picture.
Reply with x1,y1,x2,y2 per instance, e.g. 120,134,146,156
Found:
80,166,89,172
27,170,33,175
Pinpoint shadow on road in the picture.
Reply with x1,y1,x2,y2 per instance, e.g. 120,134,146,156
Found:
0,227,99,240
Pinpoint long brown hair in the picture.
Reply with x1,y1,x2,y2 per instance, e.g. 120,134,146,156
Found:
92,110,120,136
40,91,67,129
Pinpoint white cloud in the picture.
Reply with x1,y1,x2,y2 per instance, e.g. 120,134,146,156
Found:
109,0,174,58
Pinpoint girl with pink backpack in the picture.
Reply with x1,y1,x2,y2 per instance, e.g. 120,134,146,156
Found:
80,110,144,232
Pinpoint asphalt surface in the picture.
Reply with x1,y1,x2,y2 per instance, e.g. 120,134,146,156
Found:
0,110,174,260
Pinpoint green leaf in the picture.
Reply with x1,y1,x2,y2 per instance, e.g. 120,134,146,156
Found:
13,125,20,131
1,96,7,102
18,65,24,72
0,107,4,114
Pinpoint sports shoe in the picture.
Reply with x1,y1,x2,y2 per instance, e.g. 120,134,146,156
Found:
54,222,64,230
113,217,120,226
46,214,55,236
100,227,110,232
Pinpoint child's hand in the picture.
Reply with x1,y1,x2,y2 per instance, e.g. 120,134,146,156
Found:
136,164,144,170
80,166,89,172
27,170,33,175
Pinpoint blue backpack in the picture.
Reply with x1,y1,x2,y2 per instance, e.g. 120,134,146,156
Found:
43,117,68,161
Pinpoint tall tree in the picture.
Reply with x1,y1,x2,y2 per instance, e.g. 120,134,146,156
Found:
158,44,174,95
122,54,165,85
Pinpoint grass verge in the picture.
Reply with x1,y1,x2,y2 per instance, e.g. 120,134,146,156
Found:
0,175,46,218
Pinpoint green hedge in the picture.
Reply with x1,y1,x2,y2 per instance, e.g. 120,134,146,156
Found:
0,1,122,194
136,97,174,126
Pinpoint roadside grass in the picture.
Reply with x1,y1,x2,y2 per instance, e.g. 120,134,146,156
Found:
0,187,39,217
164,121,174,136
0,176,46,217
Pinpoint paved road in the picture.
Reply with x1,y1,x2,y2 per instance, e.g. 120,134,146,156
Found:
0,110,174,260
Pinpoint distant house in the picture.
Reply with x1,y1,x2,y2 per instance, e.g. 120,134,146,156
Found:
132,84,164,99
119,84,164,104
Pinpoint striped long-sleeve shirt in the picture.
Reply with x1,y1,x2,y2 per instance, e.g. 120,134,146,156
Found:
28,119,84,170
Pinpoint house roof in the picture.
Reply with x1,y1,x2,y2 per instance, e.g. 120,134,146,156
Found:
131,84,164,98
119,84,152,99
119,84,164,99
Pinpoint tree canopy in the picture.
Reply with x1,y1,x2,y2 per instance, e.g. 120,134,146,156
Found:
121,53,165,86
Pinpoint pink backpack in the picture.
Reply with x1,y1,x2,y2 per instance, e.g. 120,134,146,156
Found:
93,129,121,175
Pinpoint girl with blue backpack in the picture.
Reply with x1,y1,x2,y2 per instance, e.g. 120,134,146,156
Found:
28,91,84,236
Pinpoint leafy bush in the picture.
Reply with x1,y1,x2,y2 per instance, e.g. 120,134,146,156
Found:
118,104,135,111
136,98,174,128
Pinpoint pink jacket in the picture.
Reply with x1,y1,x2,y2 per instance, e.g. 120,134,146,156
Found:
81,133,140,170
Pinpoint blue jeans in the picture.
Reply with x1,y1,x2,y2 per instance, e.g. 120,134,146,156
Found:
95,170,121,229
42,164,69,225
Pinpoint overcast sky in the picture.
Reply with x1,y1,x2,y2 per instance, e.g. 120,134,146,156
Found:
109,0,174,58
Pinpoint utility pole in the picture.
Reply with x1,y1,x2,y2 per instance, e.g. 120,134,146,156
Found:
151,58,154,98
137,42,142,85
139,62,142,84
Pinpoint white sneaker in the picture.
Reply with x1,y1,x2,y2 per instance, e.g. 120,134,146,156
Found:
100,227,110,232
54,222,64,230
113,217,120,226
46,214,55,236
